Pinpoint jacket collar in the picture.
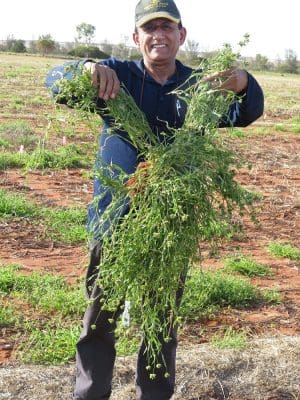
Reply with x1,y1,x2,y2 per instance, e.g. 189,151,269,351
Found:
129,59,193,84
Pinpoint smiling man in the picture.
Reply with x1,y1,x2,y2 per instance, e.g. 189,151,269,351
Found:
46,1,263,399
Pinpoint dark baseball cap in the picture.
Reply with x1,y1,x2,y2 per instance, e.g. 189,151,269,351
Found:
135,0,181,28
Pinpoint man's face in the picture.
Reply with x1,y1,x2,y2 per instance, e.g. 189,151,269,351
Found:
133,18,186,64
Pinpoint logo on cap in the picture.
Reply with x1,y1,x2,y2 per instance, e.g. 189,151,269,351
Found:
145,0,168,11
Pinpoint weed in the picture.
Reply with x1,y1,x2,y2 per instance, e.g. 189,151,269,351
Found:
56,42,259,372
228,128,246,138
268,242,300,261
0,189,37,218
274,124,288,132
0,265,86,316
19,322,81,365
223,255,273,277
0,189,87,244
0,298,17,326
262,288,282,304
42,207,88,243
179,268,260,321
0,121,37,148
0,152,26,169
211,326,247,349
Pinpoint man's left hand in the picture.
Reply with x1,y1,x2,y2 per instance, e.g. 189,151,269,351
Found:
204,67,248,94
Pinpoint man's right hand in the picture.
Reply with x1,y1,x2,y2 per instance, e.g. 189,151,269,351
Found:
84,62,120,100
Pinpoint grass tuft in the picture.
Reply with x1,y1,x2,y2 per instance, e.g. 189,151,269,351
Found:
179,268,260,321
268,242,300,261
0,189,87,244
223,255,273,277
0,189,37,217
211,326,247,349
19,323,81,365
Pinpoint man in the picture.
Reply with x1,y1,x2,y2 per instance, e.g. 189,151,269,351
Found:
46,1,264,399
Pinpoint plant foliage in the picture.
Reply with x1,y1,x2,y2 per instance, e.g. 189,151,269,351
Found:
55,41,255,375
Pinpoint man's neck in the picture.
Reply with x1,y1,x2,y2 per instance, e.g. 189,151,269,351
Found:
144,60,176,85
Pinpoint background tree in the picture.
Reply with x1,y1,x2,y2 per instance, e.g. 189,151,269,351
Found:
184,39,201,65
68,45,109,59
251,54,271,71
280,49,298,74
36,34,56,56
76,23,96,45
5,36,26,53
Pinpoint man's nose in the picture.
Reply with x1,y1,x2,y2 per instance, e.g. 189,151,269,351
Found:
152,27,165,37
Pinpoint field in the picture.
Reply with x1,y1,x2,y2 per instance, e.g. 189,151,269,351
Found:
0,53,300,399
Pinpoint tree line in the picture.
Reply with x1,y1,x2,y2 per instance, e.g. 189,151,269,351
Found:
1,22,299,74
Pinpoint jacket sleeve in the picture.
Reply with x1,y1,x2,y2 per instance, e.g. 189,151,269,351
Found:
45,59,93,102
219,72,264,128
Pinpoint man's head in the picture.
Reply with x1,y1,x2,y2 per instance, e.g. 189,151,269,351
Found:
135,0,181,28
133,0,186,67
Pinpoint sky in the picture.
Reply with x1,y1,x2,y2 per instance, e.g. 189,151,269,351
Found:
1,0,299,61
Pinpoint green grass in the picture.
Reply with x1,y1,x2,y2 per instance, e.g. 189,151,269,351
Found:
262,288,282,304
0,264,86,316
19,323,81,365
179,268,260,321
255,72,300,117
0,152,25,169
228,128,247,138
0,189,37,217
292,123,300,133
43,207,87,243
223,255,273,277
0,137,10,148
0,189,87,244
211,326,247,350
268,242,300,261
274,124,288,132
0,265,86,364
26,143,89,169
0,144,91,170
0,121,37,148
0,298,17,326
115,325,141,356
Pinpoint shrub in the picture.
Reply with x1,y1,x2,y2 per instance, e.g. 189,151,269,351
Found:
68,45,109,59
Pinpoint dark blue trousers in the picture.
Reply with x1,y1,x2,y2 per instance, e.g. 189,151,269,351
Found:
74,241,180,400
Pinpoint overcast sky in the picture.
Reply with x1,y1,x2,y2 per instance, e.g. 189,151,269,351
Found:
1,0,299,60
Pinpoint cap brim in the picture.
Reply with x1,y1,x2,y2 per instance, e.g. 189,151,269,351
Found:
136,12,180,27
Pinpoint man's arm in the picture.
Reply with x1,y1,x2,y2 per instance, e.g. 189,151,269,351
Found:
45,59,93,100
45,59,120,103
204,68,264,128
227,72,264,127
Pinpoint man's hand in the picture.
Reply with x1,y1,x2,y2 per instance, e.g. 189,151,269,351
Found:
204,67,248,94
84,62,120,100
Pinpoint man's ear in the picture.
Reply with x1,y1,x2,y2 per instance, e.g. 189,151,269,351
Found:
179,27,187,46
133,32,140,48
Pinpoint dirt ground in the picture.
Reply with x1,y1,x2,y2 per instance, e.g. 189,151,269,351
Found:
0,336,299,400
0,127,300,398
